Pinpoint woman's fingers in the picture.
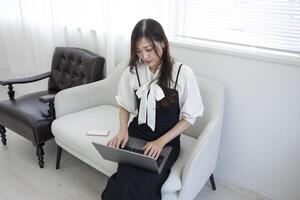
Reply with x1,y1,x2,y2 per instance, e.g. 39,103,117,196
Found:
142,143,148,150
143,144,159,159
152,149,158,159
110,138,116,148
115,138,121,148
143,145,150,155
107,138,112,147
121,137,128,148
154,150,161,160
108,137,118,148
148,147,156,158
107,133,128,148
144,143,154,156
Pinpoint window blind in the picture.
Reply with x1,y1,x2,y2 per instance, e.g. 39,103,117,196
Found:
173,0,300,54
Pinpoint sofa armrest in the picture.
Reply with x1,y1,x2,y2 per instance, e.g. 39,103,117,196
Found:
178,118,222,200
54,61,127,118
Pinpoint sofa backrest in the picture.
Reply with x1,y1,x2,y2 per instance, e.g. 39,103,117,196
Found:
103,60,130,107
183,76,225,139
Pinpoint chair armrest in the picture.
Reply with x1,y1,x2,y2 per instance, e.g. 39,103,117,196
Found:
178,118,222,200
39,94,55,104
0,72,51,100
0,72,51,86
39,94,56,121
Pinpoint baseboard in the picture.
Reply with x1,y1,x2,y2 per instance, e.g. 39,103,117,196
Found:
214,170,297,200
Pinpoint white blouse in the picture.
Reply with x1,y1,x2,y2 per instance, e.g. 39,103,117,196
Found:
115,62,204,131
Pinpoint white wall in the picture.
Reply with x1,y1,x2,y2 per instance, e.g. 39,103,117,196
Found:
170,44,300,200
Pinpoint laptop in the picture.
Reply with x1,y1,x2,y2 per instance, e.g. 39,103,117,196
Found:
92,137,172,174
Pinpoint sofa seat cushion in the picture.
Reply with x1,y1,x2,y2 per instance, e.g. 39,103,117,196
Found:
52,105,121,175
161,134,196,193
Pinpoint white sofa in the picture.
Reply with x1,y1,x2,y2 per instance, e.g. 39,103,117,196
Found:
51,60,225,200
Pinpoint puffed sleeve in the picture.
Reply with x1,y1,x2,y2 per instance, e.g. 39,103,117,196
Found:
115,68,137,114
179,65,204,125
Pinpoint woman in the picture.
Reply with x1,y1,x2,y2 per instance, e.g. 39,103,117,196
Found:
102,18,204,200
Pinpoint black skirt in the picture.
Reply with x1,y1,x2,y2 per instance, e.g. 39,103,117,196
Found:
101,143,180,200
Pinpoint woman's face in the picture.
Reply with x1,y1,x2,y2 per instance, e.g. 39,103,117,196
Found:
136,37,164,69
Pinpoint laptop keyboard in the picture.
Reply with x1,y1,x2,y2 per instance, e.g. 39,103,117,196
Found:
122,146,165,167
122,146,144,154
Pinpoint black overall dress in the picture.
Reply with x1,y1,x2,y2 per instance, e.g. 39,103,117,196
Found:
101,64,183,200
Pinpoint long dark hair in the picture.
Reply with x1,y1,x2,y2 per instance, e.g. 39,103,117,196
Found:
129,19,175,108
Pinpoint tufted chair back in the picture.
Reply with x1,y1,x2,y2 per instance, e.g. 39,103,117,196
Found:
48,47,105,92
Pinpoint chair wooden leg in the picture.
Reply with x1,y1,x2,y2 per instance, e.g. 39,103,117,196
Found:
36,143,45,168
0,125,7,145
56,145,62,169
209,174,216,190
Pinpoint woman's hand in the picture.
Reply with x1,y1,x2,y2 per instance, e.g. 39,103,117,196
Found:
143,138,165,160
107,129,129,149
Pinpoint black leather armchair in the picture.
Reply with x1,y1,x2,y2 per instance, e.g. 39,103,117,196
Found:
0,47,105,168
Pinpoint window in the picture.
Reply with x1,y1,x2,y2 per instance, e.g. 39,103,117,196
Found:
172,0,300,54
